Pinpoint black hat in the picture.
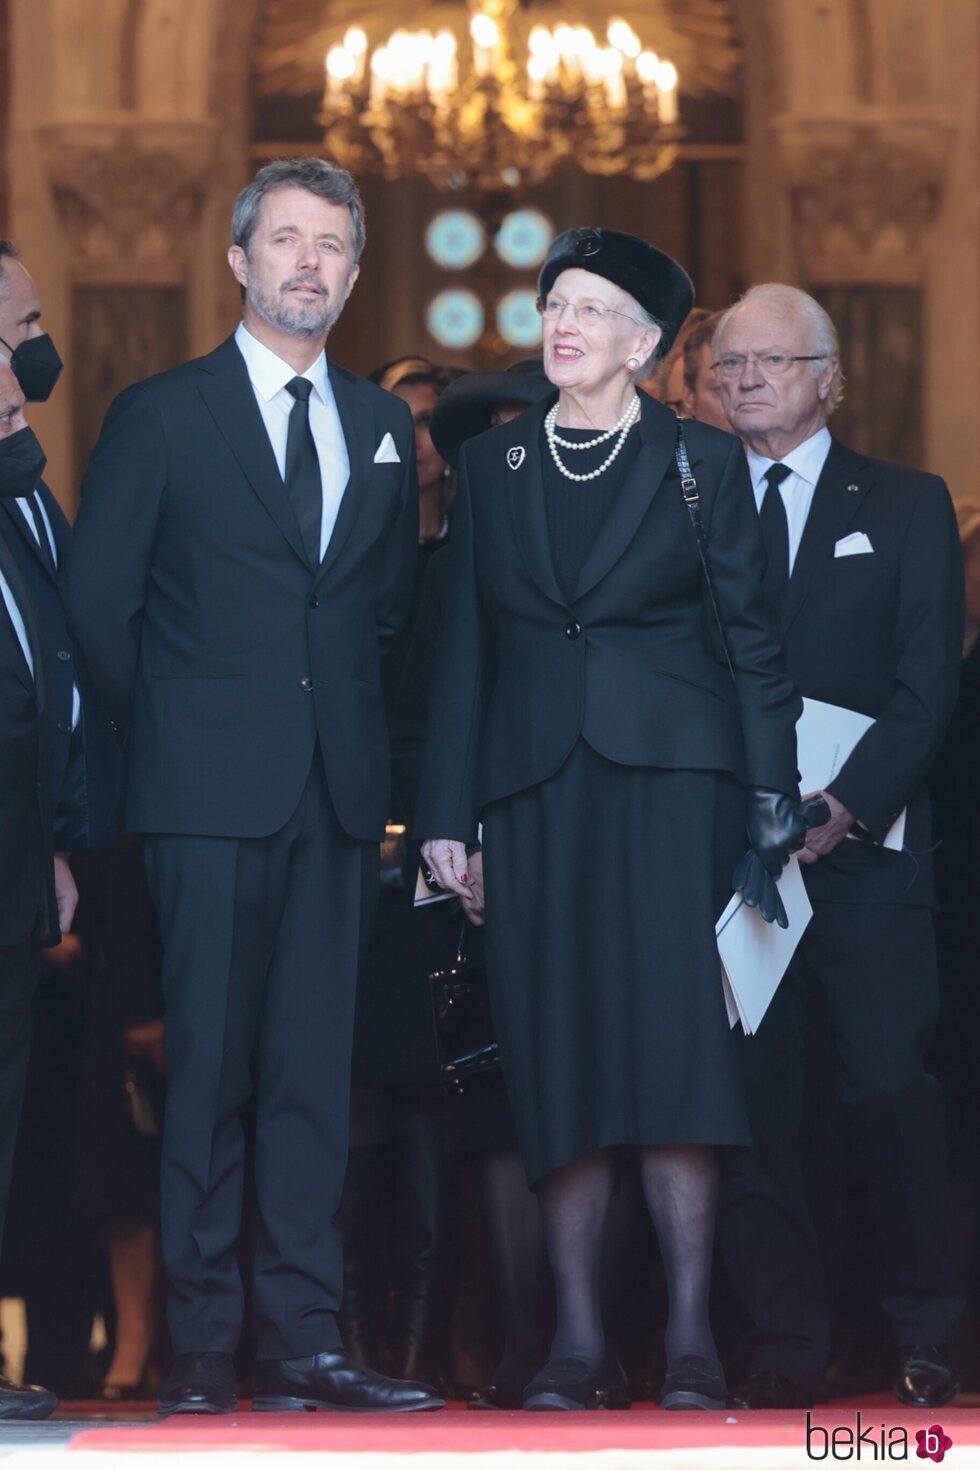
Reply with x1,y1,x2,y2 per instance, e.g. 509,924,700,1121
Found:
537,227,694,355
430,359,553,468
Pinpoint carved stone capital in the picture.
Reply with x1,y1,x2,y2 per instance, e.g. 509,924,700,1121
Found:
773,115,952,283
38,119,218,281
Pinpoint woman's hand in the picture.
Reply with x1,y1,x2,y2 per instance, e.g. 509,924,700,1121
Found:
461,849,485,928
733,791,830,927
420,838,472,900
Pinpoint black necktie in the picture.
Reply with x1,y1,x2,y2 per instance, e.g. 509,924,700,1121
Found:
759,463,792,608
284,377,323,569
27,492,57,576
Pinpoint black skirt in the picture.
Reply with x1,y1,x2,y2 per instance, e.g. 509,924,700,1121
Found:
481,739,749,1184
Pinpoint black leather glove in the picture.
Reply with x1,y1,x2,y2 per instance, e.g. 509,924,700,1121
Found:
732,791,831,929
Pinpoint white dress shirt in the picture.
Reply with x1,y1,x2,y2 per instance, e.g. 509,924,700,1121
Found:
746,426,832,574
15,490,81,726
0,563,33,677
235,322,350,561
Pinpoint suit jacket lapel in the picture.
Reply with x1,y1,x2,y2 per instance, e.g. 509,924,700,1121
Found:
0,522,42,698
573,394,677,602
0,496,53,582
316,360,374,584
782,437,874,632
502,398,566,608
195,336,310,570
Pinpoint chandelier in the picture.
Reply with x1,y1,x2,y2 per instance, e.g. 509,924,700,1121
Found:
319,0,682,193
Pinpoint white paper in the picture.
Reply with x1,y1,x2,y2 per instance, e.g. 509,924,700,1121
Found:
716,857,813,1034
796,697,905,852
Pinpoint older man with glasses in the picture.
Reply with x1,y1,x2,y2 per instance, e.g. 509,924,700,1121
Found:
714,283,965,1412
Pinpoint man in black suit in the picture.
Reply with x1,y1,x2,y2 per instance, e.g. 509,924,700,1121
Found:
0,363,78,1418
714,284,964,1410
65,158,440,1416
0,241,118,850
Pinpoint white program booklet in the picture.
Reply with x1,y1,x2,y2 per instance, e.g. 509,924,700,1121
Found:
796,697,906,852
716,856,813,1035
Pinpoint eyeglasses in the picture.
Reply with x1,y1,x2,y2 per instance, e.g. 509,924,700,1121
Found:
536,296,643,328
712,352,827,379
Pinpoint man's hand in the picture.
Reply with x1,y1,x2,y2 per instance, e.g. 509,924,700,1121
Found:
799,790,855,865
53,852,78,933
122,1018,166,1074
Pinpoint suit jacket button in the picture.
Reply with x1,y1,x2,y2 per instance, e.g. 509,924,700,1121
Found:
564,621,582,640
57,720,71,734
300,675,313,691
309,595,319,609
57,649,71,661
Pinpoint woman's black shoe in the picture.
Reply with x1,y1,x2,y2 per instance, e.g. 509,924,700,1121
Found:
660,1354,727,1411
100,1381,155,1402
523,1357,603,1411
468,1381,525,1410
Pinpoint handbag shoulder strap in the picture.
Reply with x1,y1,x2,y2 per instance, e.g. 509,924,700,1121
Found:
675,422,736,684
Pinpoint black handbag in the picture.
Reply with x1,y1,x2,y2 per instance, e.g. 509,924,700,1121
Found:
429,924,500,1093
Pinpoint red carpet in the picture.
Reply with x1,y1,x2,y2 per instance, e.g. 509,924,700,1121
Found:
53,1398,980,1465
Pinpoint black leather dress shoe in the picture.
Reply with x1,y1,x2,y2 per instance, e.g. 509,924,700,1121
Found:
729,1369,814,1410
252,1351,443,1412
158,1353,236,1417
523,1357,603,1411
894,1346,959,1408
660,1355,727,1411
0,1377,58,1420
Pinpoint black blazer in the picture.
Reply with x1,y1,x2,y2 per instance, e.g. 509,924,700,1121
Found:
415,393,801,842
0,483,120,848
0,523,57,946
768,437,963,906
65,335,419,842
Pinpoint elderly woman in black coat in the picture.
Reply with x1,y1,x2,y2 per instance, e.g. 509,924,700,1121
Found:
418,228,819,1411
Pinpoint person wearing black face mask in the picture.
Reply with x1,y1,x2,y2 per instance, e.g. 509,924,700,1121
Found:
0,365,80,1420
0,242,119,855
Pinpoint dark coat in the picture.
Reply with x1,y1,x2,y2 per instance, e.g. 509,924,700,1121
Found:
64,335,419,842
0,524,57,946
415,392,801,842
0,484,121,848
768,437,964,906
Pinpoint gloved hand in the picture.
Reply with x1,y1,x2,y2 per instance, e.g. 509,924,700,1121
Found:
732,792,830,929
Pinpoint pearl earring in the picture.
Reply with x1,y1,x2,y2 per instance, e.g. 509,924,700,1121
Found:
626,357,640,371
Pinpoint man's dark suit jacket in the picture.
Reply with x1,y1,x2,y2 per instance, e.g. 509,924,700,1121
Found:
415,392,801,843
0,524,57,947
64,335,418,842
771,437,963,906
0,484,119,848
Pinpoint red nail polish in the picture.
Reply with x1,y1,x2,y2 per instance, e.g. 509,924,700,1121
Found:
460,873,468,884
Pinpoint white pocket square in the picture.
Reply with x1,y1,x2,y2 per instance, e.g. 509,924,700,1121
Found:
373,432,401,464
834,532,874,557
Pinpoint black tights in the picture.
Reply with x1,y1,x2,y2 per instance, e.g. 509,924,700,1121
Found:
536,1144,718,1370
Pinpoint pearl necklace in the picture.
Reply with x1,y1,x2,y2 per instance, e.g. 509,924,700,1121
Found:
544,396,641,482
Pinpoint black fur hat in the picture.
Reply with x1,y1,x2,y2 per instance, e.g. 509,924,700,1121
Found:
537,227,694,354
430,359,553,468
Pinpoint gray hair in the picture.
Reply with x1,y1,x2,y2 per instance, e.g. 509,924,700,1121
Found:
0,241,20,303
633,303,668,381
231,159,366,264
714,283,845,413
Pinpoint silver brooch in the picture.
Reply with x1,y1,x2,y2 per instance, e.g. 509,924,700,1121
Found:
847,483,860,493
507,446,526,470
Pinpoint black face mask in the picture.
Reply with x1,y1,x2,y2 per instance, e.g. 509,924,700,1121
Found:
0,333,63,403
0,427,47,499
